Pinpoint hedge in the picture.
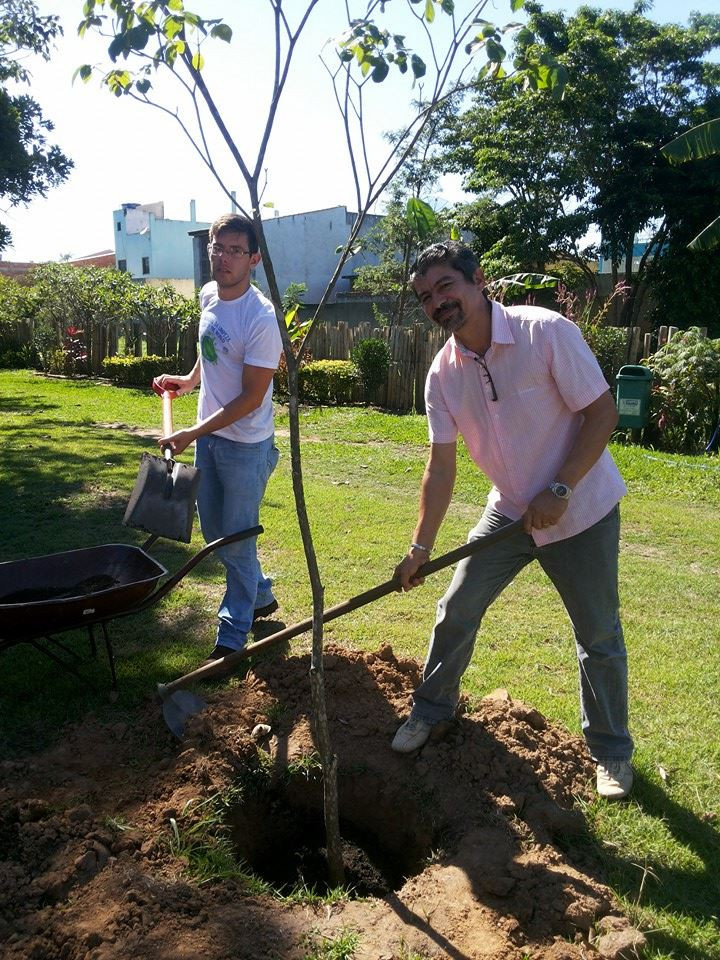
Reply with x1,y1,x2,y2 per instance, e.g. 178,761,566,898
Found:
299,359,357,405
102,355,178,387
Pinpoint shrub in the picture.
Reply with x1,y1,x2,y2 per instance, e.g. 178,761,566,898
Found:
579,323,629,387
0,345,38,369
102,355,178,387
351,337,391,401
555,281,631,386
644,327,720,454
299,359,357,405
273,342,313,401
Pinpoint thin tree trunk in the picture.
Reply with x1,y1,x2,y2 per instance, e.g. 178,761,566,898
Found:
286,362,344,886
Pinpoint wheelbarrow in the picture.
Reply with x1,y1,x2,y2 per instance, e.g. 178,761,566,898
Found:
0,527,262,690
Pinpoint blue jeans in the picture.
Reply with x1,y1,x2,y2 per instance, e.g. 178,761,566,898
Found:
194,433,279,651
412,505,633,762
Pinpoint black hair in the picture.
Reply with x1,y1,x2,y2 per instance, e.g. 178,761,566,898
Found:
411,240,479,285
209,213,259,254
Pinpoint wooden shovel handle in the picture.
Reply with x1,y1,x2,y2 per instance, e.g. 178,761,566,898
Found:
161,392,174,460
162,392,173,436
158,518,525,697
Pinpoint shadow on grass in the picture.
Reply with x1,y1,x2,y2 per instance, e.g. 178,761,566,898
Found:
561,769,720,959
0,415,194,558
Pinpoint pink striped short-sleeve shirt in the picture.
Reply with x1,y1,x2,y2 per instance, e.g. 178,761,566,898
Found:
425,301,627,546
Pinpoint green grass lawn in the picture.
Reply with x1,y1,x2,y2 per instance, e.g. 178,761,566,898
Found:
1,370,719,958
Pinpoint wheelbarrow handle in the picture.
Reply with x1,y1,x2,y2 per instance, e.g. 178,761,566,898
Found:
158,518,525,698
131,526,264,615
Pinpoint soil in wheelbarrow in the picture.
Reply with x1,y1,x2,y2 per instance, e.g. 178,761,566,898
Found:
0,643,645,960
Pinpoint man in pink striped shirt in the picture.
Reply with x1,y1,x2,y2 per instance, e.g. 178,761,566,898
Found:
392,241,633,800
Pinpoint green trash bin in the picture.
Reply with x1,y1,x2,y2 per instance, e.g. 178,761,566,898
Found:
615,365,653,428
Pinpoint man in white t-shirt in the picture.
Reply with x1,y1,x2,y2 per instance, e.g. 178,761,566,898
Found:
156,213,283,659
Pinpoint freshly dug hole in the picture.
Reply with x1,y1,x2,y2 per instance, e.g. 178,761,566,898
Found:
0,643,645,960
229,765,437,896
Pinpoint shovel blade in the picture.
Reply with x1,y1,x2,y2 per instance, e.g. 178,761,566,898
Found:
162,688,208,738
124,453,200,543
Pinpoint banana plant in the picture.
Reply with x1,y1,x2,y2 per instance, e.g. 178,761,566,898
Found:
661,118,720,252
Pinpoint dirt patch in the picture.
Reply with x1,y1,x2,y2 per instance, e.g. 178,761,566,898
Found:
94,422,161,439
0,644,644,960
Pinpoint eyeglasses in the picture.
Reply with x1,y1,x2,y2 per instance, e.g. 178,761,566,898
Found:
474,355,498,401
207,242,251,259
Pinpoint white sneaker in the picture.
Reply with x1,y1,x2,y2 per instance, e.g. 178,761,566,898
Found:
391,717,432,753
596,760,633,799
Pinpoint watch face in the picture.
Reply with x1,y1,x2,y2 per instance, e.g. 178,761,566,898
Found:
551,482,570,499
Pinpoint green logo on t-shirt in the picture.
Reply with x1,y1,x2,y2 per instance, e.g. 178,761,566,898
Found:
201,334,218,363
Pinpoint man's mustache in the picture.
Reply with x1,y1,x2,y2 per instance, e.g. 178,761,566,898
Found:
433,301,460,325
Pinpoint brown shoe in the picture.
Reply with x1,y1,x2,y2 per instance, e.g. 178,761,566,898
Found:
205,644,238,662
252,599,279,623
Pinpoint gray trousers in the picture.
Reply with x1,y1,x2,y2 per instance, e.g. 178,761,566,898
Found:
411,505,633,761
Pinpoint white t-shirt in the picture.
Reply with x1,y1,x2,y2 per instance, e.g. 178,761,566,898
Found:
197,281,283,443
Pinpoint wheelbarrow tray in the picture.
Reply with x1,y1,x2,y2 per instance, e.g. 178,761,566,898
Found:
0,544,167,643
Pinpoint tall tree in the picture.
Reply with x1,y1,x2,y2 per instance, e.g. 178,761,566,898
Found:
77,0,565,885
353,120,450,325
0,0,72,251
439,2,720,327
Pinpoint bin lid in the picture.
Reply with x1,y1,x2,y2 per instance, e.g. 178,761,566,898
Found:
616,364,652,379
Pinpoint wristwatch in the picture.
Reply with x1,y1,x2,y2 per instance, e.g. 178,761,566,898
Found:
549,481,573,500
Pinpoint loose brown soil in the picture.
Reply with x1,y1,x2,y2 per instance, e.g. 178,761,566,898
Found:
0,643,645,960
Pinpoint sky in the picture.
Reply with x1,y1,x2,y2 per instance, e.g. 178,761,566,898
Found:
3,0,718,263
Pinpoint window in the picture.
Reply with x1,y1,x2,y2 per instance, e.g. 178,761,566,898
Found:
142,256,150,275
116,221,121,231
118,259,127,272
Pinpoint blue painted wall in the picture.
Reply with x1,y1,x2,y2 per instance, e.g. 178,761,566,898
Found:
113,202,210,281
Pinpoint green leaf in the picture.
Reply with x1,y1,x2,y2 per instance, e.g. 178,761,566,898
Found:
72,64,93,85
163,17,183,40
515,27,535,48
406,197,437,241
424,0,435,23
510,0,524,10
688,214,720,252
371,58,389,82
126,23,151,51
485,38,506,63
411,53,426,79
489,272,559,292
136,78,151,94
191,51,204,71
210,23,232,43
167,0,184,9
107,34,126,63
450,224,460,241
441,0,454,13
263,201,275,208
661,118,720,166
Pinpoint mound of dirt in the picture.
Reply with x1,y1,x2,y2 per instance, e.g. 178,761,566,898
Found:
0,644,645,960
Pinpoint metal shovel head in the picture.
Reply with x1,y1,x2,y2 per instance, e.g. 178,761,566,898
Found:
162,688,209,739
123,452,200,544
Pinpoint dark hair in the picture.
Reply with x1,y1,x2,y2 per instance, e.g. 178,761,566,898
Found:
411,241,478,284
209,213,259,254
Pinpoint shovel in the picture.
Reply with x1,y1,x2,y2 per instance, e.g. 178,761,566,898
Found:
157,518,524,737
123,382,201,544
